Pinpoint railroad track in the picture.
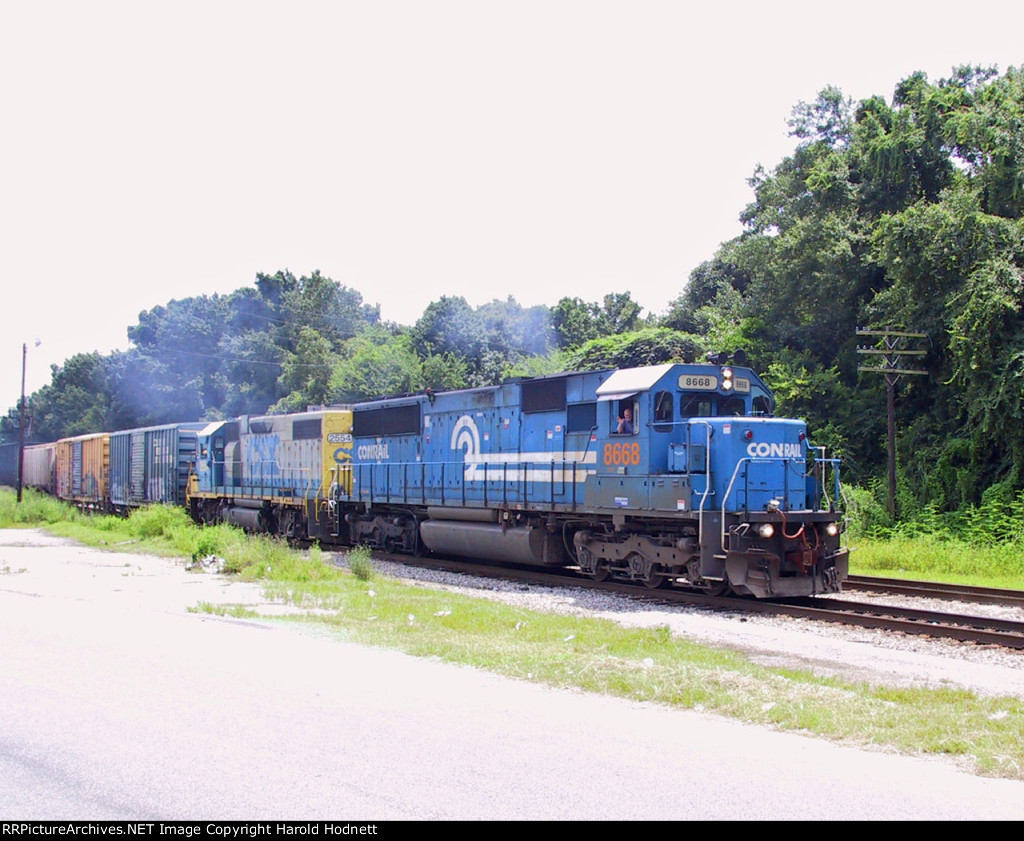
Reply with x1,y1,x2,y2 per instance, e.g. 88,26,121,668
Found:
359,551,1024,650
845,575,1024,608
762,596,1024,650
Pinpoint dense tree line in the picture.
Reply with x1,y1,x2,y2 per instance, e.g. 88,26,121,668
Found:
5,65,1023,520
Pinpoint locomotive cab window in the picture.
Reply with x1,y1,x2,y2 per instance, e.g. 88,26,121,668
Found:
720,396,746,417
612,399,636,435
751,386,774,416
653,390,673,432
680,395,713,418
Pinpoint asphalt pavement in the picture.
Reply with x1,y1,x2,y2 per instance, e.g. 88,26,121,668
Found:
2,528,1023,821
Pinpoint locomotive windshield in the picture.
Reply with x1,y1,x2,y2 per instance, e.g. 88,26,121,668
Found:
679,394,747,418
677,392,779,418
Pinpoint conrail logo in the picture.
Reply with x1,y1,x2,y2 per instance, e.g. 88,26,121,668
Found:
747,442,804,459
451,415,481,479
357,442,390,460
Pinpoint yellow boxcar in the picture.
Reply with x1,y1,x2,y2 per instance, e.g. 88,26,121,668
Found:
56,433,110,508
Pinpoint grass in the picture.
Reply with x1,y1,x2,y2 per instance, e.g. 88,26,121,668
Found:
2,486,1023,780
850,534,1024,590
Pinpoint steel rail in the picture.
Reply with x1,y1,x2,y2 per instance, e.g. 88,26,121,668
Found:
845,575,1024,608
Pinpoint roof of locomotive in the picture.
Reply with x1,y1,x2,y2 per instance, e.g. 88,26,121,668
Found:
349,368,616,412
594,363,675,398
347,361,770,414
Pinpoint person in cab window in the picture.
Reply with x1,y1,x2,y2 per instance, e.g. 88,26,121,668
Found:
616,406,635,435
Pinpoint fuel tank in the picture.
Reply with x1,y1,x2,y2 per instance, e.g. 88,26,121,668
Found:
419,519,566,566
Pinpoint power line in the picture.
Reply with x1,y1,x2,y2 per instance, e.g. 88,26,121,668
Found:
856,327,929,518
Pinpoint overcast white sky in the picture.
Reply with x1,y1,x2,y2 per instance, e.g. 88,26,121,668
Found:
2,1,1022,408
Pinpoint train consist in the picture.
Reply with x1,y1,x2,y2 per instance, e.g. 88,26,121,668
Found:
2,359,848,598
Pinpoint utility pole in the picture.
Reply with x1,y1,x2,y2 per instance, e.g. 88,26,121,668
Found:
17,342,27,503
16,339,40,504
856,329,928,519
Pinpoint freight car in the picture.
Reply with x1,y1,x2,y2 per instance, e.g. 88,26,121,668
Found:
55,433,110,510
0,442,57,493
108,423,206,512
23,442,56,493
331,360,847,598
42,423,205,511
0,442,17,489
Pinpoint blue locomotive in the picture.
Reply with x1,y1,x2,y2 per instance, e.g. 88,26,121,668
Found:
338,358,847,598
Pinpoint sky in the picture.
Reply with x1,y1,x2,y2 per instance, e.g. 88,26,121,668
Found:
2,1,1022,409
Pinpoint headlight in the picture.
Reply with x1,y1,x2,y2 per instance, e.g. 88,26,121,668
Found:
758,523,775,539
825,522,839,537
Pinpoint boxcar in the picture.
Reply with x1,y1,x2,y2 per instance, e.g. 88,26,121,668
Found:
108,423,206,512
0,442,17,488
55,433,110,509
23,442,56,493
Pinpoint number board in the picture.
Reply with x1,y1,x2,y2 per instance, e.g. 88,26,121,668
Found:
603,441,641,467
734,377,751,393
678,374,718,391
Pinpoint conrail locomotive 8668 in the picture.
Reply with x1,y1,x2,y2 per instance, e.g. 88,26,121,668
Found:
182,358,847,598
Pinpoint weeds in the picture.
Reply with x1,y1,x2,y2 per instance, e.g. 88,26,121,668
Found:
346,545,375,581
0,488,81,527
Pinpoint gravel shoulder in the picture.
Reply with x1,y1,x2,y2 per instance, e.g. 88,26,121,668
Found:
352,555,1024,699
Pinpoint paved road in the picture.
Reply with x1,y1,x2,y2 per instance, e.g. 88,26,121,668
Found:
2,528,1024,820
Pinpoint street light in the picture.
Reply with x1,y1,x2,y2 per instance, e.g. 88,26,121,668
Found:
17,339,41,504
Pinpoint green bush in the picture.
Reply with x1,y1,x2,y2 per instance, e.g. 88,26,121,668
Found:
346,545,375,581
0,487,79,527
127,504,193,538
842,484,891,538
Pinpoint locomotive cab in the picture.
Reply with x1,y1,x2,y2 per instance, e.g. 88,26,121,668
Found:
578,361,847,597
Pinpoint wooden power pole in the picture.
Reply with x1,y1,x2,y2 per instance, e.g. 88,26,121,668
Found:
856,328,928,519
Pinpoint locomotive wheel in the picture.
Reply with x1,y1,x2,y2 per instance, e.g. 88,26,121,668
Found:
626,551,663,589
702,577,731,596
576,545,609,581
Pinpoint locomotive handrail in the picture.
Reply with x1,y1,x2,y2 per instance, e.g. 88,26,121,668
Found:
689,420,715,565
200,455,319,501
347,457,588,510
720,457,781,550
719,454,843,549
811,447,842,511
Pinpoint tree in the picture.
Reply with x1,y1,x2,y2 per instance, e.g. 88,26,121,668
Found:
551,292,644,349
219,330,287,417
329,328,423,403
551,297,602,349
410,296,486,363
272,327,335,412
787,85,854,148
29,353,115,441
279,270,380,348
127,294,230,416
566,328,704,371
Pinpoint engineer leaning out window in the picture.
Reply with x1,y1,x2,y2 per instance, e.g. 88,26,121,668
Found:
615,405,635,435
